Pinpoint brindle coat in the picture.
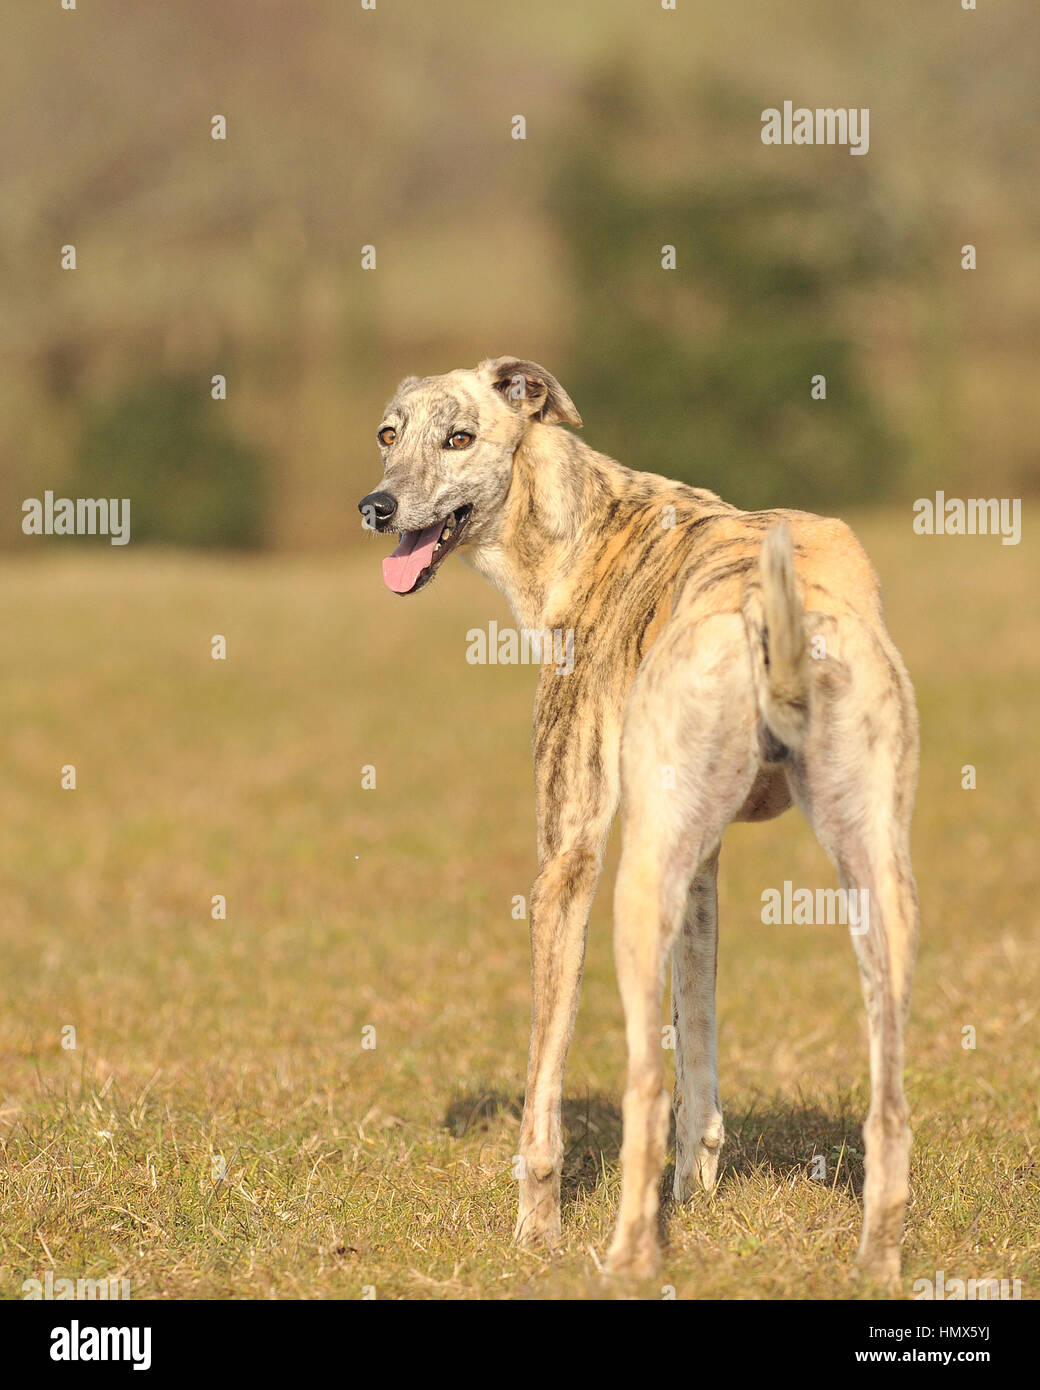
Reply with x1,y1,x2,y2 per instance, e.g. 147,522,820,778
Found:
360,357,920,1285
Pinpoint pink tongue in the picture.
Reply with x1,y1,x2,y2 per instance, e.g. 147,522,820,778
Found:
382,519,445,593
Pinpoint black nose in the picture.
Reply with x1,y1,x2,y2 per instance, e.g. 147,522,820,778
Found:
359,491,398,528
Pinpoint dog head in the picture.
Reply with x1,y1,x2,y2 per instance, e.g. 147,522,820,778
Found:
358,356,581,595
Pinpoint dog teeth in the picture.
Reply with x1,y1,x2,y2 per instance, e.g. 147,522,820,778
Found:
435,509,464,552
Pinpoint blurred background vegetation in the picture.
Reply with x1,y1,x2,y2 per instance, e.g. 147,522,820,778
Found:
2,0,1037,548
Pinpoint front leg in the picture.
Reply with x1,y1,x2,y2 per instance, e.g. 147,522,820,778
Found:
514,679,619,1249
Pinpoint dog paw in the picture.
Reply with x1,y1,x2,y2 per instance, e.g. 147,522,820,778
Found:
604,1234,660,1281
513,1207,562,1250
673,1121,724,1201
856,1245,902,1292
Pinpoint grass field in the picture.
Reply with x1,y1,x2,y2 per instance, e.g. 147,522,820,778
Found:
1,511,1037,1300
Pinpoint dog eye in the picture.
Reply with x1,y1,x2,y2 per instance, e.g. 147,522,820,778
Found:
378,426,396,447
446,431,474,450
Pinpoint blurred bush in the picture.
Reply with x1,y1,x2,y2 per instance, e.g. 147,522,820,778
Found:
554,158,900,510
550,69,909,510
76,379,268,548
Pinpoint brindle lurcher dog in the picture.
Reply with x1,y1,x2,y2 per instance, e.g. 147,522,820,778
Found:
359,356,920,1285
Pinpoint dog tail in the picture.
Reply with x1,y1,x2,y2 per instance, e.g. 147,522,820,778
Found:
745,523,810,761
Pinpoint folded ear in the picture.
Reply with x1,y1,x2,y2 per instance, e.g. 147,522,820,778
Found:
478,357,582,428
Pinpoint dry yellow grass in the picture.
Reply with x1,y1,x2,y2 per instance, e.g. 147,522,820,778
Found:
0,512,1037,1299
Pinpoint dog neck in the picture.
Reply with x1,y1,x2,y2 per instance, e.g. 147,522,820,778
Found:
464,421,719,631
461,424,611,627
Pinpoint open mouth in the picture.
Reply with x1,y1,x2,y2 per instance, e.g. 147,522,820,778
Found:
382,505,473,595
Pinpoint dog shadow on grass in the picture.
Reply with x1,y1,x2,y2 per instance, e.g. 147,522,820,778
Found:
442,1090,865,1216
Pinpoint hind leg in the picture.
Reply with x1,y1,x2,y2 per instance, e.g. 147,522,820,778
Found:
672,849,725,1201
605,616,758,1276
788,619,920,1286
847,835,918,1286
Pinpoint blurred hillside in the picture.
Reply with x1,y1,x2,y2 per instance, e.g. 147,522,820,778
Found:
2,0,1038,548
